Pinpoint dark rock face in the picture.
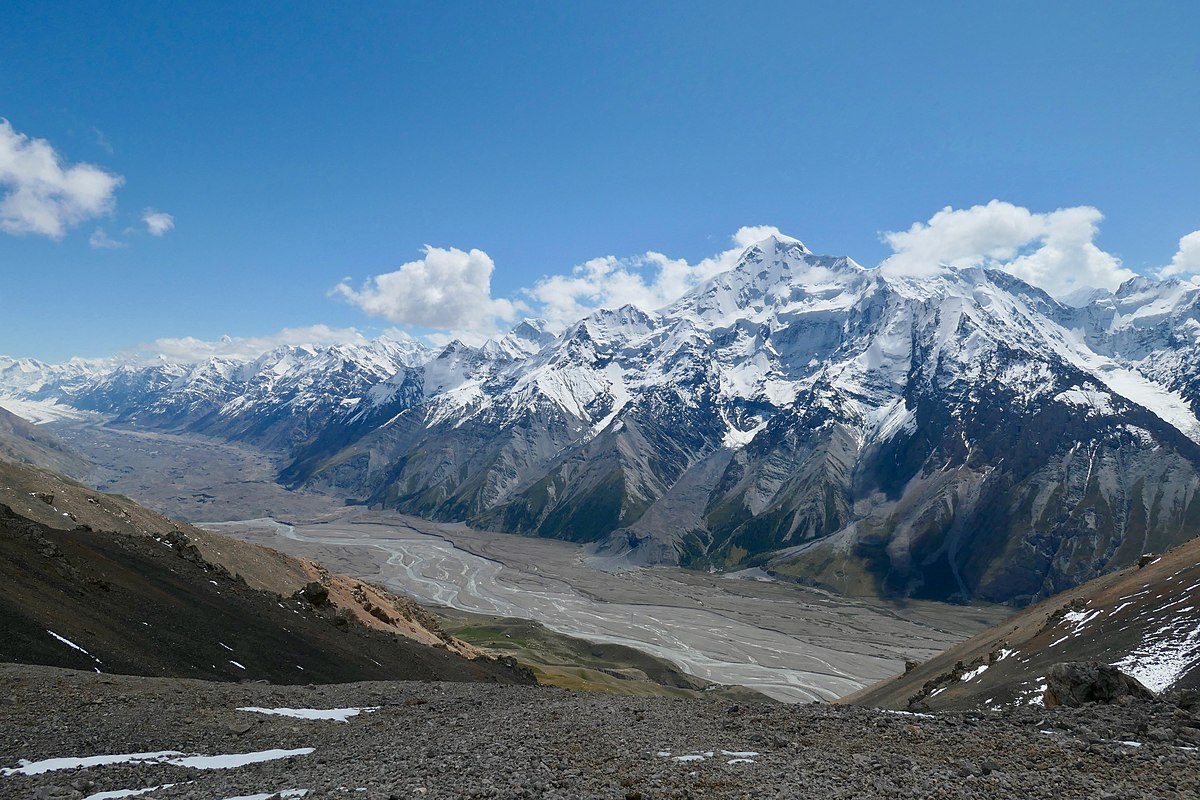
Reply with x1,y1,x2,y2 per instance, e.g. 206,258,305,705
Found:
1044,662,1155,707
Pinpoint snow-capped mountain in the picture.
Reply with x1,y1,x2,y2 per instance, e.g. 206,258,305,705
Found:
8,234,1200,605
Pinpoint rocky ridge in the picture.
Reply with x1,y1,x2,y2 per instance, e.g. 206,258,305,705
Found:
844,530,1200,711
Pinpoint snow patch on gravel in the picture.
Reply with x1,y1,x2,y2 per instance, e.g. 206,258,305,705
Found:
83,785,177,800
1062,609,1102,633
960,664,988,682
237,706,380,722
220,790,308,800
1113,617,1200,693
2,748,315,776
655,749,760,764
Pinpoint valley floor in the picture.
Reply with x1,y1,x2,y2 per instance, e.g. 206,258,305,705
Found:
3,664,1198,800
207,512,1004,702
49,418,1008,703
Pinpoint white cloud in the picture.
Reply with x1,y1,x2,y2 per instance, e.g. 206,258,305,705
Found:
526,225,787,329
1159,230,1200,278
88,227,125,249
333,226,794,339
333,245,525,340
0,118,123,238
332,211,1174,345
142,209,174,236
879,200,1134,298
131,324,371,363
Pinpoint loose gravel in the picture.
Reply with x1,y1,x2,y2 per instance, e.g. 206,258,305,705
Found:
2,664,1198,800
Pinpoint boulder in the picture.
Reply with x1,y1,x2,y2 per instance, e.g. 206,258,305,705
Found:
297,580,329,606
1043,662,1154,707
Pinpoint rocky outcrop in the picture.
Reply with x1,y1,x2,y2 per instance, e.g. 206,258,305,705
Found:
1044,662,1154,707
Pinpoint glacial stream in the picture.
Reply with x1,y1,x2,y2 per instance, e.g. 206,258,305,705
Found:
211,516,920,703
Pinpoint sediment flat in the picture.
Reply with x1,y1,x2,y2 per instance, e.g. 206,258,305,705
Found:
209,512,1007,702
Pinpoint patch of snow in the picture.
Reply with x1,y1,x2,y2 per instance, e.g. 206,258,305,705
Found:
960,664,989,682
1054,388,1114,416
168,749,315,770
46,630,101,664
721,414,768,449
83,785,177,800
2,748,314,776
220,791,308,800
1062,609,1103,634
3,752,183,776
1113,617,1200,693
658,748,754,764
1020,682,1048,706
236,707,380,722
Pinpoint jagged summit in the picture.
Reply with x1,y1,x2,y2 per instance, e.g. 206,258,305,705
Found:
741,231,811,255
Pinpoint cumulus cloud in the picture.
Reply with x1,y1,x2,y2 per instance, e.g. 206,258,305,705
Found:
0,118,123,238
526,225,788,329
1159,230,1200,278
131,324,371,363
88,227,125,249
879,200,1134,298
333,245,525,341
333,211,1177,345
142,209,174,236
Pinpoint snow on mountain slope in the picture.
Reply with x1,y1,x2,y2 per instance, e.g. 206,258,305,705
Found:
845,531,1200,710
8,236,1200,604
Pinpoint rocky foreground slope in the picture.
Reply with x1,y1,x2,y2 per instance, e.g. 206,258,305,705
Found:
2,663,1198,800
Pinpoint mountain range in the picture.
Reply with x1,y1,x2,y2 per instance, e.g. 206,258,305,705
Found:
8,234,1200,605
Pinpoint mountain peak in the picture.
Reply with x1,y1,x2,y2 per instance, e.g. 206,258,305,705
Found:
741,233,811,260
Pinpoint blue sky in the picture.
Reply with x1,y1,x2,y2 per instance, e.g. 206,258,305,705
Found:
2,1,1198,361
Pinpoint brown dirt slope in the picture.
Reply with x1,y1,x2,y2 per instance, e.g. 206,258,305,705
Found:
845,535,1200,711
0,500,532,686
0,457,480,656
